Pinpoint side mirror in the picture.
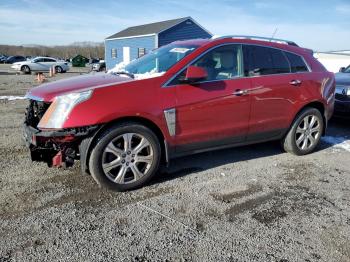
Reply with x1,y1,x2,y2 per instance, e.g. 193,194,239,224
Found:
180,66,208,84
339,67,346,73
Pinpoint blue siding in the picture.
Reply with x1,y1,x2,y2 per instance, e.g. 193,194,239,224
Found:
105,35,155,69
158,19,212,46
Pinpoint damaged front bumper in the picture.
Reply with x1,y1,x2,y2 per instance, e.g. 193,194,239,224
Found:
23,124,99,168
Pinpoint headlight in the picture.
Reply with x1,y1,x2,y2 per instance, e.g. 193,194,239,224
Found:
38,90,92,129
335,86,350,96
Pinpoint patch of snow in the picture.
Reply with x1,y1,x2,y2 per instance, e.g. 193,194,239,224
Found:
107,61,129,74
134,69,165,80
0,96,26,101
108,61,165,80
322,136,350,152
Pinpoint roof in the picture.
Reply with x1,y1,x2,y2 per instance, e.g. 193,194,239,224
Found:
106,17,196,39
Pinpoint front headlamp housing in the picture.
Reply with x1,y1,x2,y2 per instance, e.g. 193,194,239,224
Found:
38,90,92,129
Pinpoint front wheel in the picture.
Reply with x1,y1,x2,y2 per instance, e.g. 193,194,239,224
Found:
282,108,324,155
89,123,161,191
21,65,31,74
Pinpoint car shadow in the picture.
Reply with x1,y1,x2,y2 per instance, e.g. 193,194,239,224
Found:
151,140,284,185
151,120,350,186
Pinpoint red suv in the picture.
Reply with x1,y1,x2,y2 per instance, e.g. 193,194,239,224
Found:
24,36,335,191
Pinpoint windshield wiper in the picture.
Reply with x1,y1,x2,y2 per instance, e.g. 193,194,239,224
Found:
112,71,134,79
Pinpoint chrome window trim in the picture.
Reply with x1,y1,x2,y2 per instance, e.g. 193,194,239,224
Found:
162,43,312,88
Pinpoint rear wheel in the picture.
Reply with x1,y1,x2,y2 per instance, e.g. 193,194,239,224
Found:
89,123,161,191
21,65,31,74
282,108,324,155
55,66,63,73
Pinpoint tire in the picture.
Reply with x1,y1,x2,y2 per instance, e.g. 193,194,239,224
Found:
88,122,161,191
55,66,63,73
21,65,31,74
282,107,324,155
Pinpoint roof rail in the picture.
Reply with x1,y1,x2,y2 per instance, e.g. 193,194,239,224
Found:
212,35,299,47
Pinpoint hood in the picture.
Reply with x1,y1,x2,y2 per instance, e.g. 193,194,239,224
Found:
335,72,350,86
27,73,133,102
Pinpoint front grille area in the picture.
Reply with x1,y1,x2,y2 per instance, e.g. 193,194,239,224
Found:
25,99,51,127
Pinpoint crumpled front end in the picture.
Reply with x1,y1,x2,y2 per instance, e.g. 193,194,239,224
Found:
23,98,98,167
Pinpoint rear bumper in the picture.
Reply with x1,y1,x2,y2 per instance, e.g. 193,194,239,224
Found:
23,124,98,167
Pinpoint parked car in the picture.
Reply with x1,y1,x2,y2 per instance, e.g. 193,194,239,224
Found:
5,55,26,64
23,35,335,191
89,58,100,64
334,65,350,117
0,55,8,63
11,57,69,74
92,61,106,72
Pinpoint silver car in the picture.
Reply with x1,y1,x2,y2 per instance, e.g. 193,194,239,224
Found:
11,57,70,74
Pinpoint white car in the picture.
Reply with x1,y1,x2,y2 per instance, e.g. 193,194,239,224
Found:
11,57,69,74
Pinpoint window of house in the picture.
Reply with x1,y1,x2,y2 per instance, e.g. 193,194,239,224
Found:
111,48,117,59
138,48,146,58
243,45,290,76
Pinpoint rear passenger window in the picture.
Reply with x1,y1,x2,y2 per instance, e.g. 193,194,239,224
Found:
243,45,290,76
284,52,309,72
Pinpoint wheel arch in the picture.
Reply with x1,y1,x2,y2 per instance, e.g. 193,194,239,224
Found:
80,116,168,175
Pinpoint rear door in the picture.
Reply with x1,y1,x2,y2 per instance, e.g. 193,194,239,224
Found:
43,58,57,70
243,45,302,141
169,44,252,153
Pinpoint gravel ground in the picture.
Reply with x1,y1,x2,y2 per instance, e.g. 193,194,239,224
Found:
0,64,349,262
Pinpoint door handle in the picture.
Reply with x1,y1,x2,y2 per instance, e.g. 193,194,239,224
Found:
233,89,248,96
290,79,302,86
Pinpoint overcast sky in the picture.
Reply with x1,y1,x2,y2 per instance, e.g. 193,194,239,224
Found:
0,0,349,51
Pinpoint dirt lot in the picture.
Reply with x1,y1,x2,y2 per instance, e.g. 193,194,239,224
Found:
0,64,349,262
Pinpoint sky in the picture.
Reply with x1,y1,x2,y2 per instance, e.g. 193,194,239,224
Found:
0,0,349,51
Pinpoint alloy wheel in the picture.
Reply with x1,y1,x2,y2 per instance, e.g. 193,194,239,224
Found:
295,115,322,150
55,66,62,73
101,133,154,184
22,66,30,73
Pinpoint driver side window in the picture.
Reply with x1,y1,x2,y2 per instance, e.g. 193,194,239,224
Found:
193,44,243,81
169,44,243,85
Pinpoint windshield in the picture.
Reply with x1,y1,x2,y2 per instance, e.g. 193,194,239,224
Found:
120,44,198,75
344,66,350,73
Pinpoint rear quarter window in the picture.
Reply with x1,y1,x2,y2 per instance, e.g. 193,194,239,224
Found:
284,52,309,72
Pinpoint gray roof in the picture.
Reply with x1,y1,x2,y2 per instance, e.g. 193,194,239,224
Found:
106,17,192,39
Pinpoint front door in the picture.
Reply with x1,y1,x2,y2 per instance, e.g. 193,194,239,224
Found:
123,47,130,63
32,58,47,71
169,44,251,153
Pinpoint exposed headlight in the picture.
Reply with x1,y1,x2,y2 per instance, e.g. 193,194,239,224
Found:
38,90,92,129
335,86,350,96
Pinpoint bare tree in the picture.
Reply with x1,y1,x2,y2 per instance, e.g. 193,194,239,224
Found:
0,43,105,59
